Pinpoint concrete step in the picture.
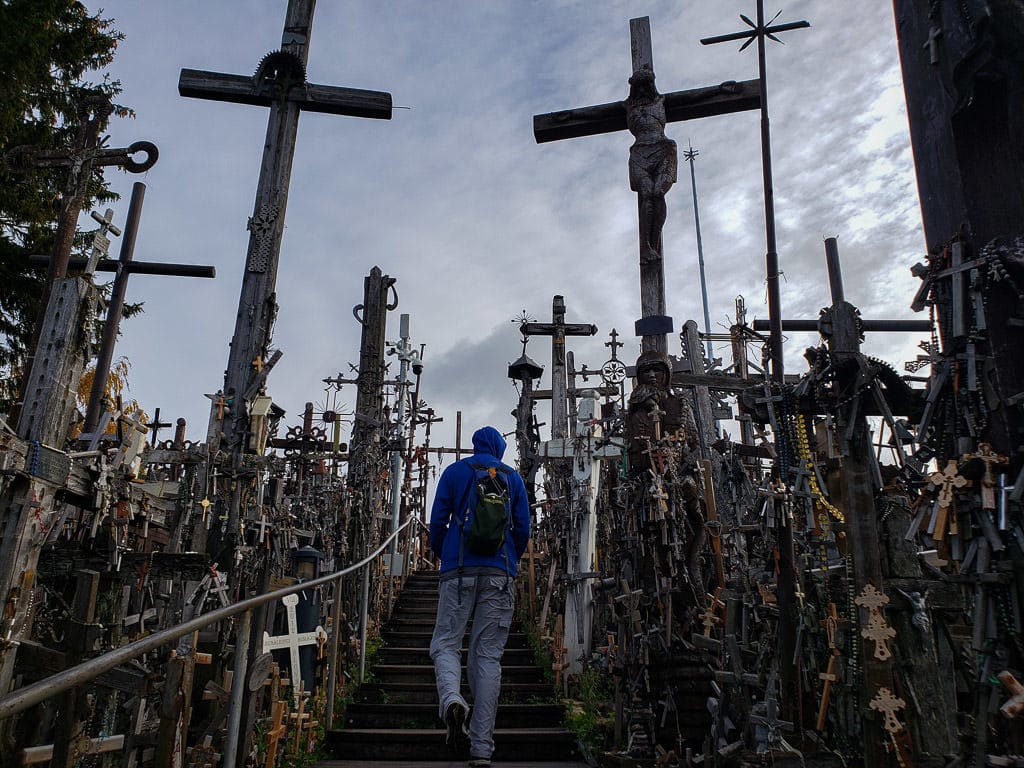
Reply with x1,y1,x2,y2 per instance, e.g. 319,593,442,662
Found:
382,631,530,649
343,702,566,730
378,646,535,666
354,682,556,705
370,664,545,686
325,727,580,762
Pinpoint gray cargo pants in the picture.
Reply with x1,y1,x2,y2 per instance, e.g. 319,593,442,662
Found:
429,573,514,759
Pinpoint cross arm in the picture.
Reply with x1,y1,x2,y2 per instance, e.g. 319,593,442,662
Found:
534,79,760,143
751,319,932,333
29,255,215,279
521,322,599,337
178,69,392,120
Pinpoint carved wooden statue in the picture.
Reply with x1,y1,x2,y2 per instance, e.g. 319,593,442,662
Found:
626,67,677,264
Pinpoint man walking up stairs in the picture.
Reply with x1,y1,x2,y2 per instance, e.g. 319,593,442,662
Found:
321,569,585,766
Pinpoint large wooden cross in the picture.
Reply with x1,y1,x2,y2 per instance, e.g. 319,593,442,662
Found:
178,0,392,456
534,17,760,355
521,295,598,440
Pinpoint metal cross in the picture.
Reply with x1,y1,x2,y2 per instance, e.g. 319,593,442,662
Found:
702,2,810,382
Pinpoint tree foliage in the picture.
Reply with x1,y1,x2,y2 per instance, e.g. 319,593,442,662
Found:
0,0,131,413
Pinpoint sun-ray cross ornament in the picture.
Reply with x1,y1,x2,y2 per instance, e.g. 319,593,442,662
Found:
262,593,327,702
701,2,809,382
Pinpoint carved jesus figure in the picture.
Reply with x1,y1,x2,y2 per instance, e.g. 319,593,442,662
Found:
626,67,677,264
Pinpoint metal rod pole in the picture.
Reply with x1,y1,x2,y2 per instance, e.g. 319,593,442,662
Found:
387,315,411,617
359,564,371,684
83,181,146,435
756,0,784,384
824,237,845,304
223,609,252,768
325,574,343,728
686,147,714,361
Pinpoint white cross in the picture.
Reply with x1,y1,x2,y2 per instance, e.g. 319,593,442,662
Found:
540,390,623,674
262,593,326,700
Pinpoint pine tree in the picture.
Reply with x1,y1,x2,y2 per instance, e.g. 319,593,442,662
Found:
0,0,131,414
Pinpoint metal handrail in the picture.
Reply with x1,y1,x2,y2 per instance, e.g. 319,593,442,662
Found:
0,517,424,720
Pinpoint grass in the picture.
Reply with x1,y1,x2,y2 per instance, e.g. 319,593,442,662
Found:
563,668,615,757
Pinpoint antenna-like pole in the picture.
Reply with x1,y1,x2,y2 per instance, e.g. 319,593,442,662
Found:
684,144,713,362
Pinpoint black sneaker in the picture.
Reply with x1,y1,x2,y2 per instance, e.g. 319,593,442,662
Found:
445,701,469,750
468,758,492,767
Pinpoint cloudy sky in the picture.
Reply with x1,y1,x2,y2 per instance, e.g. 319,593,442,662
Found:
88,1,927,463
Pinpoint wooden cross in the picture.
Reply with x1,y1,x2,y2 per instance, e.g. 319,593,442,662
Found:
854,583,890,613
186,735,221,768
861,614,897,661
205,391,230,420
819,602,846,648
964,443,1008,510
179,0,392,453
815,653,839,731
6,96,156,380
551,614,569,696
522,295,598,439
700,587,726,637
289,683,312,755
84,208,121,273
868,687,907,733
998,670,1024,719
928,459,970,539
613,579,646,637
536,19,760,355
263,699,288,768
262,593,327,701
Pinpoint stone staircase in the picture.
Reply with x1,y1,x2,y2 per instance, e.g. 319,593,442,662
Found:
323,570,582,763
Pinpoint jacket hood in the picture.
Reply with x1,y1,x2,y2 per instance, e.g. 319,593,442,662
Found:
472,426,506,460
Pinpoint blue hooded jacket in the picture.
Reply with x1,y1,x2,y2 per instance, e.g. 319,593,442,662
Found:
429,426,531,577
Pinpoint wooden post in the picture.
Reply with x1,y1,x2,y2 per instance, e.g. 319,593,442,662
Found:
50,570,100,768
347,267,396,559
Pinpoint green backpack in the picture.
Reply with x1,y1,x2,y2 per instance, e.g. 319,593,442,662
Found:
461,462,511,557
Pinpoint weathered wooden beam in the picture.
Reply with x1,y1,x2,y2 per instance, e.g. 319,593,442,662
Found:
534,79,760,143
178,70,392,119
15,641,145,693
29,254,215,279
20,735,125,765
752,319,932,333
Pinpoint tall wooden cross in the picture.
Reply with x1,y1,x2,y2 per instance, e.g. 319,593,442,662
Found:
534,17,761,355
179,0,392,457
521,295,597,440
6,94,157,428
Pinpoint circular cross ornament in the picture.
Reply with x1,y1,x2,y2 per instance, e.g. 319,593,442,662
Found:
601,359,626,385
